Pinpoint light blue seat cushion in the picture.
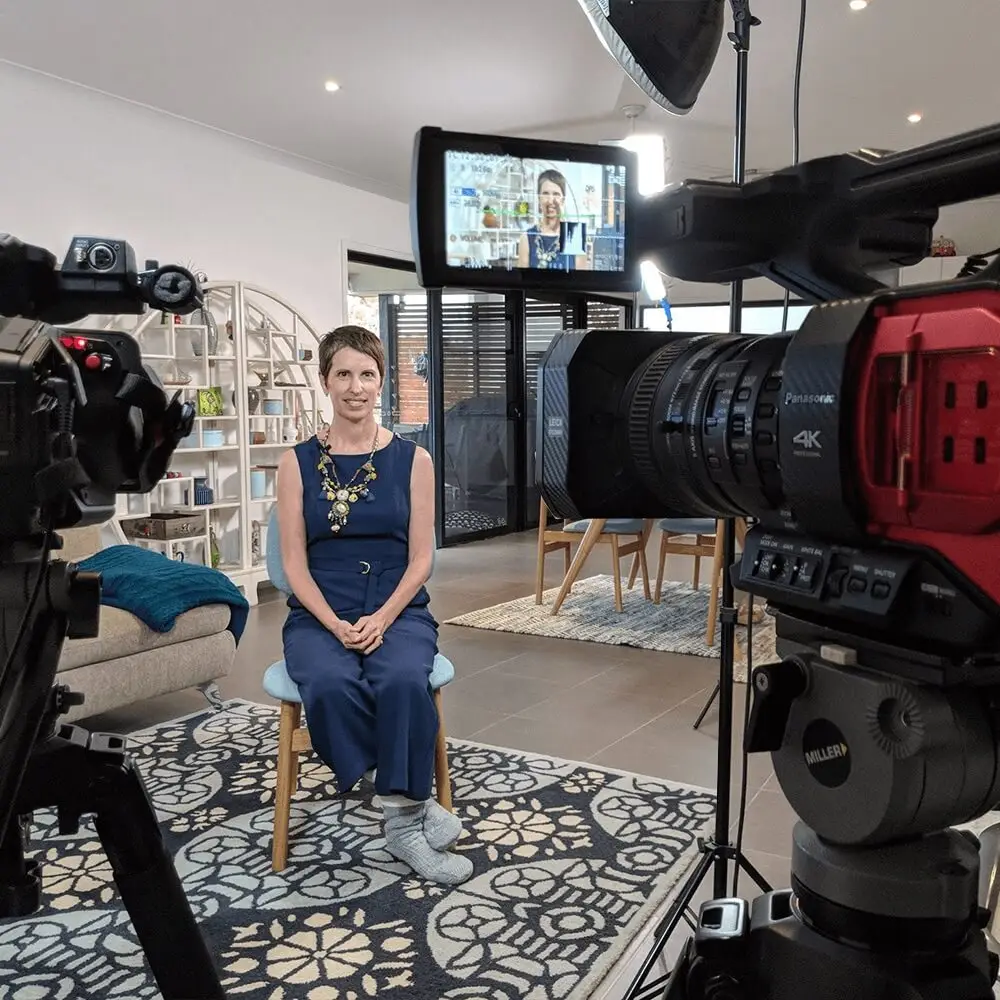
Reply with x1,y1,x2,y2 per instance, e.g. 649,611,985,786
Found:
563,518,645,534
264,652,455,704
658,518,717,536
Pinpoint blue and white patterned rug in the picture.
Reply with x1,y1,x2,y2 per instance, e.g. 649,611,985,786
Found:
1,700,715,1000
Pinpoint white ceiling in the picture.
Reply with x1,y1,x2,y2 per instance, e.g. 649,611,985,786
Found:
3,0,1000,251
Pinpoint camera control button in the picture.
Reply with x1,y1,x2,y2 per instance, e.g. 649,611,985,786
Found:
755,431,774,445
733,453,748,466
737,387,752,402
757,403,775,418
871,581,891,599
764,376,782,392
848,575,868,594
796,559,817,589
826,567,848,597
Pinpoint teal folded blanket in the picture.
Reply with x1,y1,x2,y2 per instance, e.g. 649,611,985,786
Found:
78,545,249,641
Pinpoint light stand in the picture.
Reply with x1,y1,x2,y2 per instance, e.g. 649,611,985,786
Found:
621,5,770,997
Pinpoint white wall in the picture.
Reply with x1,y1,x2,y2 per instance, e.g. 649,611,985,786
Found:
0,63,412,333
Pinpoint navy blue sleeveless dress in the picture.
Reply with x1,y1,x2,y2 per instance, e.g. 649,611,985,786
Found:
282,433,439,801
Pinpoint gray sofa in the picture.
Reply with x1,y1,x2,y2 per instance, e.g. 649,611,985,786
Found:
56,524,237,723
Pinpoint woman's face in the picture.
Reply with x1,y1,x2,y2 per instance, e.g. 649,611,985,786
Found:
324,346,382,424
539,180,564,221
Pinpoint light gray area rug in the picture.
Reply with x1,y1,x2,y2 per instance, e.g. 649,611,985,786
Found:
445,575,777,683
4,700,716,1000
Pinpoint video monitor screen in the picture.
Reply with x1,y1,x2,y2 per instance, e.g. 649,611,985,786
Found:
412,128,639,294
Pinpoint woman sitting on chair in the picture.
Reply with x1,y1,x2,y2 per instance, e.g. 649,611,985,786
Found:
277,325,471,885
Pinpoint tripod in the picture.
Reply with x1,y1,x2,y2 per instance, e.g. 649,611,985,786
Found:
622,5,771,998
0,545,225,999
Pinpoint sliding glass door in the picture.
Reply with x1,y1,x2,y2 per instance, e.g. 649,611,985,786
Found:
524,298,571,530
437,293,514,543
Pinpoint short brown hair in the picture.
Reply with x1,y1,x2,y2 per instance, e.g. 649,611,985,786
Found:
319,325,385,381
537,169,566,196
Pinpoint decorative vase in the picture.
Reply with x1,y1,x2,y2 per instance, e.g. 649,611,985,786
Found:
210,528,221,569
201,307,219,355
251,520,262,563
247,388,261,414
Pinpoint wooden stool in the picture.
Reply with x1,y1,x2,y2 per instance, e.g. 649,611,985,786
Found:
264,655,455,872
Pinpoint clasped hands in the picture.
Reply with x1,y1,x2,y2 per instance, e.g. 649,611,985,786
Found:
331,611,390,654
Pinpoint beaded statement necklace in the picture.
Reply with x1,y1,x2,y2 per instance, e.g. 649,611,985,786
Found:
533,231,560,268
317,426,379,533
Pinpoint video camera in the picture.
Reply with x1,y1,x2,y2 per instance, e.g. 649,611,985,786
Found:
0,235,224,998
0,234,198,540
411,122,1000,998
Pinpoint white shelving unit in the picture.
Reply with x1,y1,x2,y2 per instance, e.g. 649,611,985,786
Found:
100,282,324,604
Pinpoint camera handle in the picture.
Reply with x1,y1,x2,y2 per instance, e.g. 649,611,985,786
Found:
0,555,225,1000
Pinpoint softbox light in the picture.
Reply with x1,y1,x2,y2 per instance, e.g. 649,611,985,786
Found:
577,0,726,115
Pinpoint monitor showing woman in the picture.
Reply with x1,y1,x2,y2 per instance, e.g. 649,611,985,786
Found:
516,169,592,271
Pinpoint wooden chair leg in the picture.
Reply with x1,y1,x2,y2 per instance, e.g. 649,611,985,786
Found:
535,499,547,604
692,554,702,590
272,700,301,873
610,534,624,612
654,531,669,605
433,689,453,812
551,519,604,615
706,525,725,646
638,521,653,600
627,552,640,590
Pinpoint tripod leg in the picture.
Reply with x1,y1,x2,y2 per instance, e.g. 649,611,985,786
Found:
21,728,225,999
693,683,719,730
85,732,224,1000
622,848,716,1000
0,812,40,918
736,849,774,894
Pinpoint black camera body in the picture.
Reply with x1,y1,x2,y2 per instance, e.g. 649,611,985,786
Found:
0,235,199,543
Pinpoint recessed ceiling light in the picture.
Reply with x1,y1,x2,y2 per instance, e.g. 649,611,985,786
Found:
907,112,923,124
324,80,341,93
849,0,868,9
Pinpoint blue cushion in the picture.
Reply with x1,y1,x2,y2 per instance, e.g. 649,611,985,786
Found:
563,518,645,535
263,652,455,704
263,659,302,702
659,518,717,536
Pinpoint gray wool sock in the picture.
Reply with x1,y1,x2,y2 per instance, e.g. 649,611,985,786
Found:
424,798,463,851
368,771,462,850
381,799,473,885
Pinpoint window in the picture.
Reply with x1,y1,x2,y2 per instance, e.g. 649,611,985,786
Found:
641,303,812,333
587,300,629,329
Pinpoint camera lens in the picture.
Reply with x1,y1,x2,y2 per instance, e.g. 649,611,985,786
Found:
624,333,790,521
537,317,865,533
87,242,117,272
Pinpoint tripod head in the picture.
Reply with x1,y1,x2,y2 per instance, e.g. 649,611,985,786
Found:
748,615,1000,847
